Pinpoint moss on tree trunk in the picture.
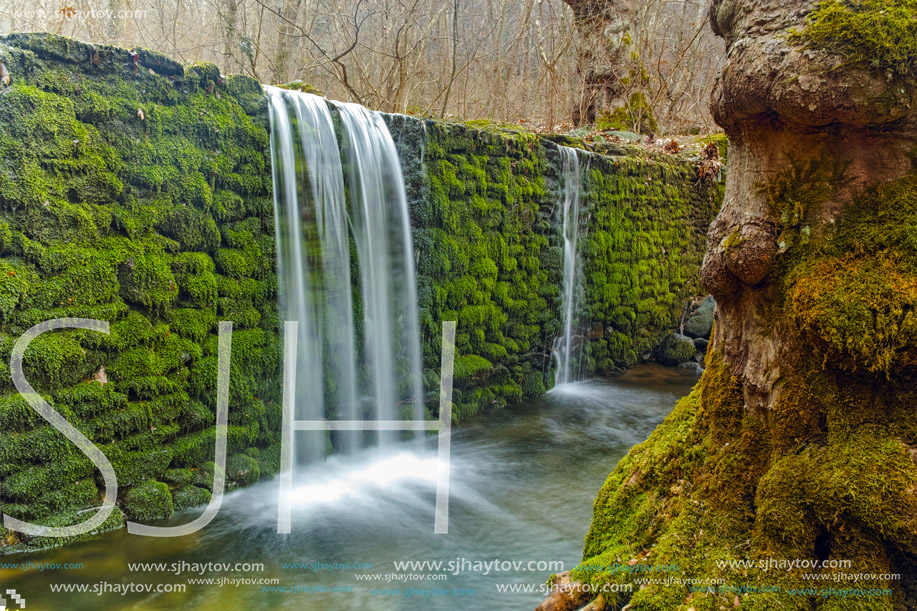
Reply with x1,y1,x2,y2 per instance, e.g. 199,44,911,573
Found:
575,2,917,610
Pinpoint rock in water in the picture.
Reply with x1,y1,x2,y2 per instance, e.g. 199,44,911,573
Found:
654,333,696,366
683,295,715,339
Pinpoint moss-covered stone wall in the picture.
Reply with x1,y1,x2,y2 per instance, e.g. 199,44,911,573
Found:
579,154,720,373
0,33,718,550
386,116,721,422
0,34,281,550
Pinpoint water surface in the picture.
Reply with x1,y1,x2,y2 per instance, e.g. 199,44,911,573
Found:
3,365,697,610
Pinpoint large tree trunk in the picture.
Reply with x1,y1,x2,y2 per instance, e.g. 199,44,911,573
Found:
561,0,635,126
572,1,917,609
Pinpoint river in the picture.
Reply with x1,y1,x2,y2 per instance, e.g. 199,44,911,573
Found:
3,365,697,611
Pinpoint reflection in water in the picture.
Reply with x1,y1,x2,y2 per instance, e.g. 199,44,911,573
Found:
6,365,697,611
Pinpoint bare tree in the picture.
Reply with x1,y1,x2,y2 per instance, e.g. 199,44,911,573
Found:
0,0,721,133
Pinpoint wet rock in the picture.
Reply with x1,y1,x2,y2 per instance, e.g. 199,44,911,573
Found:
679,361,704,374
684,296,715,338
654,333,696,366
693,337,709,353
535,571,590,611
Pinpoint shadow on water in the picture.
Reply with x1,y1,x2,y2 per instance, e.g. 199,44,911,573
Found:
4,365,698,611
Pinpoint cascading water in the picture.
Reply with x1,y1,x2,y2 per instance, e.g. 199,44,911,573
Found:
266,86,425,460
338,102,426,443
553,146,586,386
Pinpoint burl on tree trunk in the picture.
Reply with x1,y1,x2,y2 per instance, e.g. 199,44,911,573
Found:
568,1,917,610
562,0,635,126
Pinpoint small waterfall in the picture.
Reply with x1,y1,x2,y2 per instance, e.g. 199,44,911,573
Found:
554,146,586,386
266,87,424,461
337,102,425,443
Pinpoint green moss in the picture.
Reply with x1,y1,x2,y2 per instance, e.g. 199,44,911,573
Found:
785,174,917,375
105,448,173,487
758,152,849,252
279,80,323,96
461,119,539,146
799,0,917,77
595,92,658,135
722,227,745,254
255,442,281,478
171,485,211,510
226,453,260,487
170,425,255,467
16,507,125,552
578,174,917,610
156,205,221,253
122,480,173,522
0,33,279,551
789,252,917,374
161,468,195,486
404,114,717,422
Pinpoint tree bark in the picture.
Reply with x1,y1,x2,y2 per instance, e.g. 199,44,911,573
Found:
575,1,917,609
561,0,636,126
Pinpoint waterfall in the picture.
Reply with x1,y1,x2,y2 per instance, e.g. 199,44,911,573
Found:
266,87,425,460
554,146,585,386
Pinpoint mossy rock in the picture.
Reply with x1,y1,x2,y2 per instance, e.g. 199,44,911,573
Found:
107,448,173,487
683,296,715,339
161,468,195,486
255,442,281,479
191,461,217,491
654,333,697,366
171,485,212,511
122,480,173,522
279,80,323,96
226,453,260,487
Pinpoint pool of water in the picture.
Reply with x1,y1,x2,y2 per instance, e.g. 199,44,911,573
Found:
2,365,698,610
